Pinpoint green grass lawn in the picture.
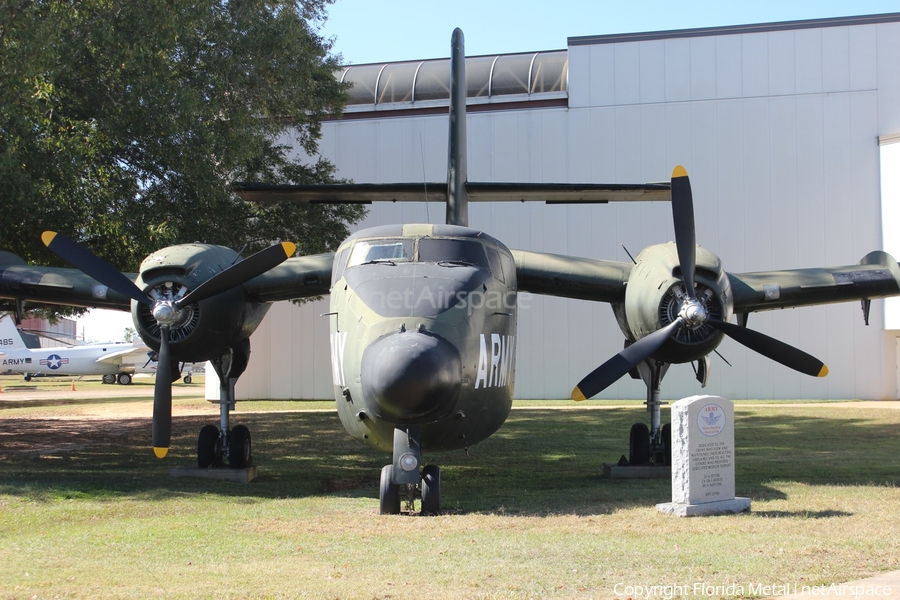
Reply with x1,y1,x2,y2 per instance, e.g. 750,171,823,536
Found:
1,400,898,598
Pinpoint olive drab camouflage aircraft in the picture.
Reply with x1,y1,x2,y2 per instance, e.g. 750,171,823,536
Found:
2,29,900,515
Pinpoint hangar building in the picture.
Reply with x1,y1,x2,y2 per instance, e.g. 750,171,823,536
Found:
226,13,900,401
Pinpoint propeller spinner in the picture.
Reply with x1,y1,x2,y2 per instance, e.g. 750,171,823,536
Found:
571,166,827,401
42,232,295,457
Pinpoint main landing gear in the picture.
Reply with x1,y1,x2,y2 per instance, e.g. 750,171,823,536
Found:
622,355,710,467
195,341,253,469
101,372,133,385
622,360,673,467
379,426,442,515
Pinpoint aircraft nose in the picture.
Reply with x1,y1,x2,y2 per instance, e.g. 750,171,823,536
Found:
360,331,461,425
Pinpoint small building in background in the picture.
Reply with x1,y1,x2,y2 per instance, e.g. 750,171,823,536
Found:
18,317,77,348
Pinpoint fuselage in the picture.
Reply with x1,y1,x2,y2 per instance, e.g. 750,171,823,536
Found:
0,343,155,377
328,224,518,452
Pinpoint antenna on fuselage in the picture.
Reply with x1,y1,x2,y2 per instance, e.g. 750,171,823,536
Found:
446,28,468,227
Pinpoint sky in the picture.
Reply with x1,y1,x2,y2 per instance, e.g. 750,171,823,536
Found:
317,0,900,65
78,308,134,344
77,0,900,343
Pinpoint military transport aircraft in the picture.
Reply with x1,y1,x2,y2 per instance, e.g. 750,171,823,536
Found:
0,313,158,384
1,29,899,515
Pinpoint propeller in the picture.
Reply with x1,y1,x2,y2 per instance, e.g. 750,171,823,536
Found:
42,232,296,456
571,166,827,401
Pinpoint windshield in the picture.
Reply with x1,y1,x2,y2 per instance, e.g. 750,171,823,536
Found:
417,238,490,269
347,239,413,267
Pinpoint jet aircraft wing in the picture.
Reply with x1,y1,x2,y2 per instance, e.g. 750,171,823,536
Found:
233,182,671,205
95,344,152,365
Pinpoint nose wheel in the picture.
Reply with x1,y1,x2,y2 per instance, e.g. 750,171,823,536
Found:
378,463,443,515
378,426,442,515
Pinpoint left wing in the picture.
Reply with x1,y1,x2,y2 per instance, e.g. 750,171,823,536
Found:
729,250,900,315
512,248,900,314
512,249,632,303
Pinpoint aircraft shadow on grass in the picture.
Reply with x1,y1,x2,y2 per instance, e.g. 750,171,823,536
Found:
0,408,896,516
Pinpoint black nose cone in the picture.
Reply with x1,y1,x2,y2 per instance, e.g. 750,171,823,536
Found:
361,331,461,425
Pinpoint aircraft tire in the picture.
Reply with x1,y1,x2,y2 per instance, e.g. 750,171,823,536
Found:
421,464,441,516
629,423,651,466
24,374,32,382
102,374,116,384
198,424,221,468
183,375,192,384
661,423,672,466
117,372,132,385
229,425,252,469
379,465,401,515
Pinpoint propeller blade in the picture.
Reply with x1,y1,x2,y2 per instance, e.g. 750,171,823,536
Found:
572,319,683,400
670,166,697,299
175,242,295,308
41,231,152,305
152,326,173,458
709,319,828,378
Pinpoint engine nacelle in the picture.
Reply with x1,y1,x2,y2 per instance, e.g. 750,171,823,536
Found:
132,244,270,362
615,242,734,364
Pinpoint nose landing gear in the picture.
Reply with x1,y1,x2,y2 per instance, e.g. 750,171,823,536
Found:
379,426,442,515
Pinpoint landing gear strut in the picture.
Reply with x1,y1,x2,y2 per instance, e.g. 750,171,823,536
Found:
379,426,442,515
196,340,253,469
625,359,671,466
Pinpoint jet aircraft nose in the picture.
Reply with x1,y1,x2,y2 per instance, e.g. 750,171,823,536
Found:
361,330,462,425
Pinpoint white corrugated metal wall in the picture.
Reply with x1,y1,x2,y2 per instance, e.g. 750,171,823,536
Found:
231,17,900,401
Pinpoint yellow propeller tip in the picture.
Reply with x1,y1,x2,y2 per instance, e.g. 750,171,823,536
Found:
282,241,296,257
571,387,586,401
818,365,829,378
672,165,688,179
41,231,57,246
153,447,169,459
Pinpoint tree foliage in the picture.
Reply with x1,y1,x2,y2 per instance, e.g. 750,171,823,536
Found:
0,0,364,275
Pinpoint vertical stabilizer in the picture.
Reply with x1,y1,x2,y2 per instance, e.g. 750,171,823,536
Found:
0,313,27,349
446,28,469,227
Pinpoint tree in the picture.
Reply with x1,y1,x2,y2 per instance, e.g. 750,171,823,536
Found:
0,0,364,277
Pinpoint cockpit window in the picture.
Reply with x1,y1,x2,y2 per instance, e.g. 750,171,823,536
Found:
347,239,413,268
418,238,490,269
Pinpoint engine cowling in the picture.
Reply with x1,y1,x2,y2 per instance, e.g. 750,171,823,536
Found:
616,242,733,364
132,244,270,362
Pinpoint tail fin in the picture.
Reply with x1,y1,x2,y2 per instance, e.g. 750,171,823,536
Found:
446,28,468,227
0,313,28,349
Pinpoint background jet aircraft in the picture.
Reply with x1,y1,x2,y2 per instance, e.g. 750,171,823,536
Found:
1,29,898,515
0,313,156,384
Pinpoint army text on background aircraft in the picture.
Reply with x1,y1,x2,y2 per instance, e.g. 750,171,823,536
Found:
1,29,898,514
0,313,158,385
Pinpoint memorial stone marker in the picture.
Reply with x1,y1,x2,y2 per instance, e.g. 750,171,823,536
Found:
656,395,751,517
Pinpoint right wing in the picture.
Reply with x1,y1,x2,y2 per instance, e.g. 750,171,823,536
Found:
241,252,335,302
0,250,336,309
0,251,132,310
